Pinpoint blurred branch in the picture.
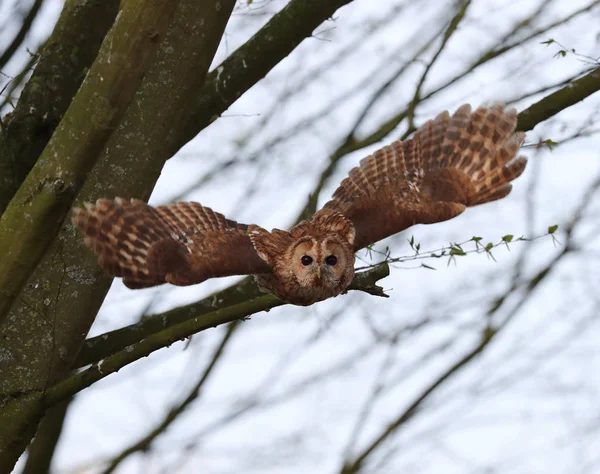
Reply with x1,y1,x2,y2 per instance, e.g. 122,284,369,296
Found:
0,48,39,111
0,0,45,71
406,0,471,130
340,330,495,474
298,24,446,221
302,0,470,218
481,172,600,323
100,322,240,474
422,0,600,102
506,67,595,108
338,172,600,474
495,0,555,46
190,335,379,440
179,0,357,148
342,336,401,459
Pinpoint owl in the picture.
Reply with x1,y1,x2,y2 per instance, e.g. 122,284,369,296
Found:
73,104,527,306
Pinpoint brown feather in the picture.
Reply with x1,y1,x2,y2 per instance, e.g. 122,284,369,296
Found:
247,225,294,267
72,199,270,288
325,104,527,250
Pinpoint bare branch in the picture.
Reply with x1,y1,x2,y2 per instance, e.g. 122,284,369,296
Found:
0,0,45,71
100,322,240,474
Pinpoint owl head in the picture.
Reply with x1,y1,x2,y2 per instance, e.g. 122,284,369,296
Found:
249,210,356,294
283,234,355,289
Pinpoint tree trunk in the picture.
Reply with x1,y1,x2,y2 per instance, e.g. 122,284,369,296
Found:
0,1,235,471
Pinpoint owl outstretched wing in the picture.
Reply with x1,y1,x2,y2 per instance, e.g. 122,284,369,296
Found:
72,198,271,288
323,104,527,251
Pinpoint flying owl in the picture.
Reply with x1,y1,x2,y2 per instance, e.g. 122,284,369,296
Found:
73,104,527,305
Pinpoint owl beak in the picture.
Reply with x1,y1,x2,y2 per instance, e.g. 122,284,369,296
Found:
315,267,321,282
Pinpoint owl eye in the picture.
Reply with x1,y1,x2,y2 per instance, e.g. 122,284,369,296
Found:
301,255,313,266
325,255,338,266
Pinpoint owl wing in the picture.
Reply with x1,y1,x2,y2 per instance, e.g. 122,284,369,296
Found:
72,198,271,288
324,104,527,251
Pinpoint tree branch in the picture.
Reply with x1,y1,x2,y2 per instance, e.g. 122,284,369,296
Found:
74,277,260,368
47,264,389,406
340,332,494,474
517,66,600,132
406,0,471,130
21,397,71,474
45,295,282,406
0,0,121,214
100,322,240,474
0,0,45,71
0,2,235,470
0,0,180,323
179,0,356,147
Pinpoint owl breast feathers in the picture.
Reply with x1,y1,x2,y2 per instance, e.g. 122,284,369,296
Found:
73,104,527,305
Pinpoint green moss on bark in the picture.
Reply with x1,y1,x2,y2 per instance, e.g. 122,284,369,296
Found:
0,0,180,323
0,0,120,214
0,0,183,468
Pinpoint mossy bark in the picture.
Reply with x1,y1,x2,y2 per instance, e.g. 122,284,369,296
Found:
0,0,191,469
0,0,180,323
0,0,120,214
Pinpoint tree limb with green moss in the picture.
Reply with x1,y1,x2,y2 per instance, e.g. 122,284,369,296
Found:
0,0,121,214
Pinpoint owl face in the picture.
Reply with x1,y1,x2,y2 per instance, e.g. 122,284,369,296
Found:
249,218,357,305
287,236,354,290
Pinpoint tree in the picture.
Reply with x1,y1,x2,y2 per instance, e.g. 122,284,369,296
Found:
1,1,599,473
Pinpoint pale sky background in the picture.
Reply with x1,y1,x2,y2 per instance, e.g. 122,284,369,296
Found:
2,0,600,473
